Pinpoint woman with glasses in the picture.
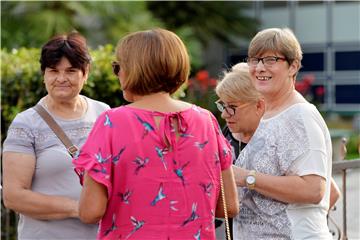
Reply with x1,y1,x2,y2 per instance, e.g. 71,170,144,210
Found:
216,62,341,240
232,28,333,239
2,32,110,239
72,28,239,239
215,62,265,239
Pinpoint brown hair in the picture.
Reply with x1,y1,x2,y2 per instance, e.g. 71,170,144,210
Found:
248,28,302,70
40,32,91,74
116,28,190,95
216,63,262,103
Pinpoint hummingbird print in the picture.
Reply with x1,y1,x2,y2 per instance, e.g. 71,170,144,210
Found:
95,148,111,164
91,166,107,174
133,156,149,175
126,216,145,239
134,113,154,139
118,189,132,204
181,203,199,226
173,159,190,186
205,210,215,231
104,114,113,128
104,214,117,236
222,147,230,158
194,140,209,150
199,182,213,197
214,153,220,165
179,132,194,138
193,225,202,240
150,183,166,206
112,146,126,165
170,200,179,211
155,146,169,170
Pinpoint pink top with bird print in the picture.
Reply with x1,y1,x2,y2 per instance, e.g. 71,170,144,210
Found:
73,105,232,240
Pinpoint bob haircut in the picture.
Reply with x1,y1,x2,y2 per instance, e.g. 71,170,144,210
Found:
40,32,91,75
248,28,303,70
216,62,262,103
116,28,190,95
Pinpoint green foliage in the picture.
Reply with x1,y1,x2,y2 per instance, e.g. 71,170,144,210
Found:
146,1,258,46
1,47,45,139
1,46,120,142
1,45,189,143
345,134,360,160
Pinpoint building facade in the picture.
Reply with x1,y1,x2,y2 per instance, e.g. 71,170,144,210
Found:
226,1,360,114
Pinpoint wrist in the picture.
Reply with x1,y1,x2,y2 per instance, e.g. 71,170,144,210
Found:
245,170,256,190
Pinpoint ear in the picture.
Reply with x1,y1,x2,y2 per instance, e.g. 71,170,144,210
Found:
255,99,266,116
289,60,300,78
83,65,90,82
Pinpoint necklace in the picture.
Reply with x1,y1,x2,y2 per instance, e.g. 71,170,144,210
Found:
44,96,87,118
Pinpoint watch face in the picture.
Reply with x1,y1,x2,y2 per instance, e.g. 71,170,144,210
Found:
246,175,256,185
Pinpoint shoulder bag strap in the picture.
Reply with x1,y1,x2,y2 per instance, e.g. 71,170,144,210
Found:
208,112,231,240
33,104,79,157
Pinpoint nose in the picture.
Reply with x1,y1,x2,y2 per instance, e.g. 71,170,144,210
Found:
221,110,231,119
255,60,266,72
55,71,67,82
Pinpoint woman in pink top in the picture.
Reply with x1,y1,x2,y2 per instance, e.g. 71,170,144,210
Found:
73,28,239,239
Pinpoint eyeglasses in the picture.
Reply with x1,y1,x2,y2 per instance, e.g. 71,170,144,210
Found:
112,61,120,76
215,100,251,116
246,56,287,67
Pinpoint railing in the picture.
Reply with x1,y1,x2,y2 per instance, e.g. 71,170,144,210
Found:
331,158,360,240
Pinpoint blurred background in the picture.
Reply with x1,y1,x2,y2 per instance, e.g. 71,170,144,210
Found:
1,1,359,239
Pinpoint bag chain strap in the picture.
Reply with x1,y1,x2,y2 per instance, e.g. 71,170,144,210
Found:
208,112,231,240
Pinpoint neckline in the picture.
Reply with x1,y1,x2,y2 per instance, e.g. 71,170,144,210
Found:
39,96,89,122
261,102,311,122
123,104,195,115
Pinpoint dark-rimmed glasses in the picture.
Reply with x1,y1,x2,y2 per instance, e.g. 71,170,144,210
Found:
215,100,251,117
246,56,287,68
112,61,120,76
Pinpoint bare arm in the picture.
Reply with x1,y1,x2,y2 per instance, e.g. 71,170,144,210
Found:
232,166,326,204
2,152,78,220
329,177,341,210
216,167,239,218
79,172,108,224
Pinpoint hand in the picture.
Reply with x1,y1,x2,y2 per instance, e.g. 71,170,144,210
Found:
232,165,249,187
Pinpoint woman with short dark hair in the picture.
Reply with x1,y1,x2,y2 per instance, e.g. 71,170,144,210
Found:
2,32,109,239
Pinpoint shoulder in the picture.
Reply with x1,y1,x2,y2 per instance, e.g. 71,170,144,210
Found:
10,107,41,129
83,96,110,111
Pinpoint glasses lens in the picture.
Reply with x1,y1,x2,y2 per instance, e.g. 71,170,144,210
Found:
112,62,120,76
215,101,225,112
247,57,259,67
225,107,235,116
263,57,277,66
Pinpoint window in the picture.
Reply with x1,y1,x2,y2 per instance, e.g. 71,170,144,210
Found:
335,51,360,71
301,53,324,72
335,85,360,104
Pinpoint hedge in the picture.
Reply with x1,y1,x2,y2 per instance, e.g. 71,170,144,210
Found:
1,45,186,142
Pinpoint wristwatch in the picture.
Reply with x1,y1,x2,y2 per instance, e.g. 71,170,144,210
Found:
246,170,256,190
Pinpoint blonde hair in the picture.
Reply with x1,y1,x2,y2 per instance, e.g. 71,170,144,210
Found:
216,62,262,103
248,28,302,70
116,28,190,95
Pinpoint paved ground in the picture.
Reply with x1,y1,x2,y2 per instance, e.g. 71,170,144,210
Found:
329,169,360,240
